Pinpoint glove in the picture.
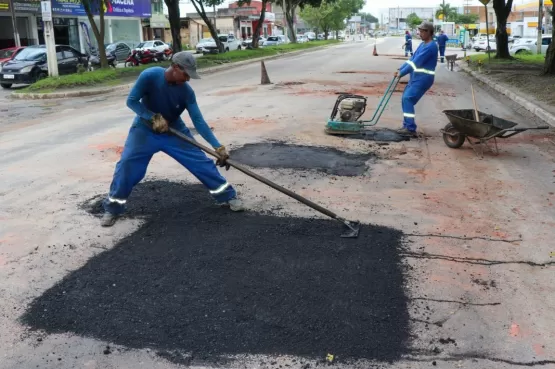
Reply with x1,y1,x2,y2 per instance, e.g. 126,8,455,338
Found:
151,113,169,133
215,145,230,170
394,70,399,78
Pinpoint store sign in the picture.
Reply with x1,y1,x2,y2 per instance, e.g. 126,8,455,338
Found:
50,0,152,17
41,0,52,21
0,0,40,13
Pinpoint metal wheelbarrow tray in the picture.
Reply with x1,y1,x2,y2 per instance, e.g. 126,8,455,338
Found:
440,109,550,157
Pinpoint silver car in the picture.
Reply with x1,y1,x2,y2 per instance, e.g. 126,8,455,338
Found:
262,35,289,47
196,38,214,54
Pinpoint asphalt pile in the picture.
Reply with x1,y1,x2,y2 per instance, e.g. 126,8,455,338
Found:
229,143,375,177
22,181,410,364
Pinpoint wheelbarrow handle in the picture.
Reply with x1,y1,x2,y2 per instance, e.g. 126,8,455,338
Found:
505,125,551,132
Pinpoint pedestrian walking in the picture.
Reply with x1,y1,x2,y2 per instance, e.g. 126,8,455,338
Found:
437,30,449,63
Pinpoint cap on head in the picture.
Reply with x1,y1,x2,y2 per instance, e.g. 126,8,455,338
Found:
172,51,201,79
418,21,435,34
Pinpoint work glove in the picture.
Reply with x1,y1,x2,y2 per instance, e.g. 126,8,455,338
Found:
215,145,230,171
394,70,399,78
151,113,169,133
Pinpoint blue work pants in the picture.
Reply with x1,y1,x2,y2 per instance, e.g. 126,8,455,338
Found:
103,121,236,215
438,45,446,62
402,77,434,132
405,42,413,57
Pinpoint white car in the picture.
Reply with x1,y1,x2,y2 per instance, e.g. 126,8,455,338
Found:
262,35,289,47
135,40,169,53
196,38,215,54
297,35,309,43
473,36,496,51
509,35,552,55
200,34,241,54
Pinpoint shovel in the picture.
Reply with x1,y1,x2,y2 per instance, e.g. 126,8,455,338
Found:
169,127,361,238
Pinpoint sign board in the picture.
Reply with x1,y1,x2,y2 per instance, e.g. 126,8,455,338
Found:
49,0,152,17
41,0,52,21
459,26,466,44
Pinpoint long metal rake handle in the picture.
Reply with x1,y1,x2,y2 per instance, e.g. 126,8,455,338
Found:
168,127,356,229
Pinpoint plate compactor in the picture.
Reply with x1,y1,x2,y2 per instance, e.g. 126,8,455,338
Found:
325,77,400,135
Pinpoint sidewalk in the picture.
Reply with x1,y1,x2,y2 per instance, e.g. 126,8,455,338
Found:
458,61,555,128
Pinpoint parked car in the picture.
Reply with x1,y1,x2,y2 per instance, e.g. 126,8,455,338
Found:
200,34,241,54
509,35,552,55
196,38,215,54
105,41,132,62
297,34,308,43
305,32,316,41
135,40,170,53
262,35,289,47
0,46,25,66
473,36,496,51
242,36,266,49
0,44,88,89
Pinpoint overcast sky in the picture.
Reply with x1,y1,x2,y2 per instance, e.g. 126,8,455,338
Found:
173,0,531,19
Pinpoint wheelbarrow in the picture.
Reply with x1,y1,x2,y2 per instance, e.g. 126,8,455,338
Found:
440,109,550,157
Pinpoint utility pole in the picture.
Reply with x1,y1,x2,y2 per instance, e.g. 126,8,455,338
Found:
41,0,58,77
537,0,543,54
8,0,21,47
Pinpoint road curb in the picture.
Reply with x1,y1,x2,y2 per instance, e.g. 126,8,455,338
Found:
459,63,555,128
9,43,341,100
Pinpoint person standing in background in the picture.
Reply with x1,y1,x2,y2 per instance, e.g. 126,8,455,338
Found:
437,30,449,63
404,30,413,57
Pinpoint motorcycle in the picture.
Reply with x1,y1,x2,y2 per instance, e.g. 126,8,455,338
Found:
124,48,160,67
88,49,117,71
162,47,173,60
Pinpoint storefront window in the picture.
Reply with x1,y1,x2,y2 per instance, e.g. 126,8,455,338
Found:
112,19,141,48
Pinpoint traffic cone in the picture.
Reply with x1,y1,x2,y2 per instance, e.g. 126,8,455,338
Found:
373,44,378,56
261,61,271,85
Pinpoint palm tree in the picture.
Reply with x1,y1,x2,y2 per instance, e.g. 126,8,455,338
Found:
436,2,457,22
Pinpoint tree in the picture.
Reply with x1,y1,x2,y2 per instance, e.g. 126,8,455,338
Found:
358,12,378,23
406,12,422,30
238,0,272,48
454,13,479,24
188,0,227,52
164,0,182,53
493,0,514,58
543,8,555,74
81,0,108,68
300,0,363,39
435,2,457,22
283,0,328,42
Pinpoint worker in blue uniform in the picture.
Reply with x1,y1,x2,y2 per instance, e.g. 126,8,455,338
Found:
394,21,438,137
437,29,449,63
404,30,413,57
100,52,244,227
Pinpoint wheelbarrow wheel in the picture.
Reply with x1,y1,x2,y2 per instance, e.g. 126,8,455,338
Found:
442,123,465,149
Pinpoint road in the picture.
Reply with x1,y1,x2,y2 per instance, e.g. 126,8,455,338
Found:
1,38,555,369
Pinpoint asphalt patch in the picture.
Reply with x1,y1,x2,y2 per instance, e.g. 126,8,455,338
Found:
348,128,410,142
22,181,410,365
229,142,375,176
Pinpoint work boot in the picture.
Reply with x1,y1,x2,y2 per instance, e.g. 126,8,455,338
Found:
100,212,118,227
396,127,417,137
218,197,245,212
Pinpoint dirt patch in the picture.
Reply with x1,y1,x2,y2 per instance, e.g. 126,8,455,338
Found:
276,81,306,86
477,66,555,110
89,144,124,156
287,81,404,98
211,117,273,129
336,71,390,75
230,142,375,176
22,181,410,364
426,89,457,97
209,86,258,96
342,128,410,142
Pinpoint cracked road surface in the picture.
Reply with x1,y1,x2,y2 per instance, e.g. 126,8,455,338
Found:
1,38,555,369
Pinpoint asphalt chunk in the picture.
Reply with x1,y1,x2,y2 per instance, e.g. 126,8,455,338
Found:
22,181,410,364
229,142,375,177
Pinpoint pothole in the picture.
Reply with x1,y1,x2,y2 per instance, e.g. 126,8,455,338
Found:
277,81,306,86
230,142,375,176
346,128,410,142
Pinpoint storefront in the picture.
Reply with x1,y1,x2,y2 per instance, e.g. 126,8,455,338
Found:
0,0,40,48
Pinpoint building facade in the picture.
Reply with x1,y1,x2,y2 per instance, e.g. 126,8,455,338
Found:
387,7,435,30
0,0,149,52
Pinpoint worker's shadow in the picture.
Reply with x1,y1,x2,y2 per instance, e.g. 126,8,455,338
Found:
20,180,410,365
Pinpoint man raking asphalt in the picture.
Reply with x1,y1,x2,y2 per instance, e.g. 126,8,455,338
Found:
101,52,360,238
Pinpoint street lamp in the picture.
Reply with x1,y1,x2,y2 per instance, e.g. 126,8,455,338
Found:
479,0,492,62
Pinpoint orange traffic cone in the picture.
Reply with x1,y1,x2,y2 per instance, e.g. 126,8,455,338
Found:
373,44,378,56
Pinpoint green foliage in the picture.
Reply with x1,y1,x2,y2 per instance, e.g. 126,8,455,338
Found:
358,12,378,23
300,0,364,35
406,13,422,29
454,13,479,24
435,3,457,22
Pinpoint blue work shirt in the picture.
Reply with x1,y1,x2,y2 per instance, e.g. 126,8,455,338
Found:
126,67,222,148
437,33,449,47
405,33,412,44
398,40,438,83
